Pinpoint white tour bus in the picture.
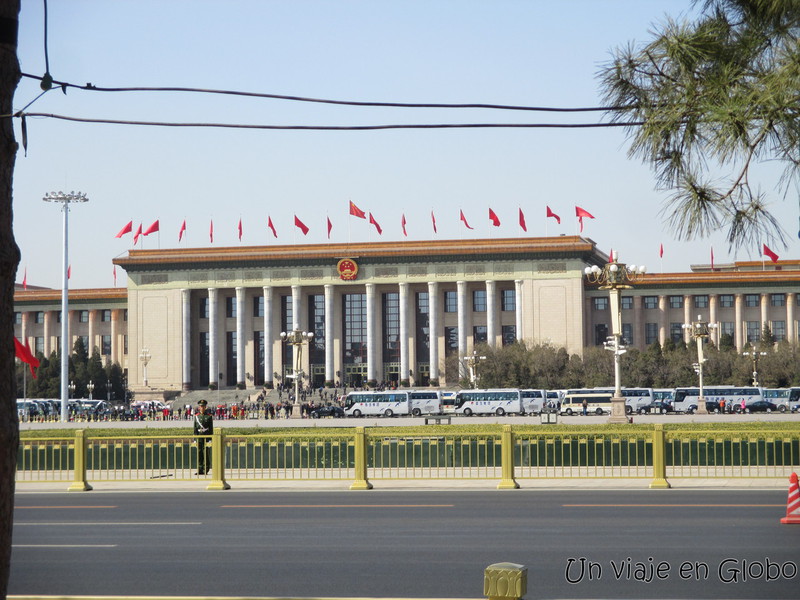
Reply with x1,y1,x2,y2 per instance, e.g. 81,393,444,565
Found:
760,388,800,412
454,389,524,416
344,391,411,417
672,386,763,413
560,388,654,415
520,389,548,414
408,390,442,416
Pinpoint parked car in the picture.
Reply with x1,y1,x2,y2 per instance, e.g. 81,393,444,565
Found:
738,400,778,413
687,401,722,414
310,404,345,419
637,401,674,415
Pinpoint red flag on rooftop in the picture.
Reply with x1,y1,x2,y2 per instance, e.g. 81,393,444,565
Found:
133,223,143,245
209,220,214,243
267,216,278,238
711,246,715,270
22,267,26,290
546,206,561,225
349,201,366,219
489,208,501,227
401,214,408,237
67,265,71,280
460,209,474,230
763,243,780,263
431,211,437,233
113,265,117,287
237,218,243,242
369,212,383,235
575,206,594,232
659,243,664,258
14,337,39,378
518,208,527,232
294,215,309,235
143,219,159,236
178,219,186,242
114,220,133,238
327,217,332,239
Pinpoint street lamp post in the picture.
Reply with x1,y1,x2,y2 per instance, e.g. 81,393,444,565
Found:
106,380,112,402
87,380,94,401
742,350,767,386
463,350,486,388
139,348,151,387
584,251,646,423
44,190,89,422
280,328,314,417
683,316,717,414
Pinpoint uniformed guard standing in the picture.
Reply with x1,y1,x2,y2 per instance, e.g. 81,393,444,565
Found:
193,399,213,475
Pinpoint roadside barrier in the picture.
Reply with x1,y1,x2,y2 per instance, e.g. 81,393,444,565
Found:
780,472,800,524
15,424,800,491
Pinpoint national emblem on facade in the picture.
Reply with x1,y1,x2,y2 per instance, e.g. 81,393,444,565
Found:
337,258,358,281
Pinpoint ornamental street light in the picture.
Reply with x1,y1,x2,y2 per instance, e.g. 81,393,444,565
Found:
139,348,151,387
280,328,314,417
106,380,112,402
742,350,767,386
44,190,89,421
683,316,717,414
87,380,94,401
463,350,486,388
584,251,646,423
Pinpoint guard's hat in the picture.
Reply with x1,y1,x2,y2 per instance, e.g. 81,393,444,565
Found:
197,399,208,407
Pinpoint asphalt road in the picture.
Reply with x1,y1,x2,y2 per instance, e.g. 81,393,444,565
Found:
9,489,798,599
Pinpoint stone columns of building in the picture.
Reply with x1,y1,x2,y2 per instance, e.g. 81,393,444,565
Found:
88,309,96,355
709,294,719,346
761,293,769,336
43,310,54,356
683,295,692,344
787,293,796,344
514,279,523,342
428,281,440,383
21,311,29,350
181,289,192,391
658,295,668,346
208,288,219,388
235,287,246,388
366,283,377,384
399,282,410,383
734,293,744,350
263,286,273,387
633,296,644,349
324,284,335,385
110,309,120,365
291,284,301,330
486,280,497,348
457,281,468,381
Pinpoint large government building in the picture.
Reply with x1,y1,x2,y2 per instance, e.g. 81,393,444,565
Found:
12,236,800,395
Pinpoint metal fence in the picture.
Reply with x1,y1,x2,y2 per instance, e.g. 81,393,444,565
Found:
15,425,800,491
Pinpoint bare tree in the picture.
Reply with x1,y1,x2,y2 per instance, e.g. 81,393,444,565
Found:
0,0,21,596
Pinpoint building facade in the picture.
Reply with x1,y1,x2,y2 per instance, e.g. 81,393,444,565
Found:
13,236,800,395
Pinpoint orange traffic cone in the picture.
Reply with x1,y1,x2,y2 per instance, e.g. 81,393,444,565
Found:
780,472,800,524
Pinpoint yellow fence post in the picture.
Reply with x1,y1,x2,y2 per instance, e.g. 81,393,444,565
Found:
350,426,373,490
68,429,93,492
649,424,671,489
484,562,527,600
207,430,231,490
497,424,520,490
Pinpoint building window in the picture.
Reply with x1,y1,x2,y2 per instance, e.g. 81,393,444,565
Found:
415,292,430,363
35,336,44,355
744,294,760,307
383,292,400,363
199,297,209,319
593,297,608,310
123,309,128,321
253,330,264,386
473,325,487,344
669,296,684,309
594,324,609,346
473,290,487,312
57,311,62,323
645,322,658,345
444,326,458,355
746,321,761,343
281,295,294,368
225,296,237,318
80,335,89,351
719,294,734,308
226,331,237,386
622,323,633,346
101,335,111,355
253,296,264,318
343,294,367,365
621,296,633,310
694,295,709,308
670,323,683,343
643,296,658,310
35,311,44,324
771,293,786,307
308,295,325,365
123,334,128,355
773,320,786,342
199,332,209,386
101,310,112,322
79,310,89,323
501,289,515,312
14,312,21,325
443,291,457,313
720,322,735,338
502,325,516,346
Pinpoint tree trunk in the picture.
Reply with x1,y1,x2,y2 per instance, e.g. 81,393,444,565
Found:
0,0,21,597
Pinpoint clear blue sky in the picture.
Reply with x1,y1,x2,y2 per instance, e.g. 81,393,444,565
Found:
12,1,799,289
